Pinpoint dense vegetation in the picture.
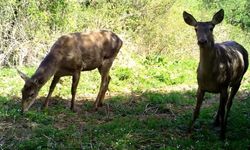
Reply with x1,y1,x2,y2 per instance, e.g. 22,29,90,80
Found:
1,0,249,66
0,0,250,149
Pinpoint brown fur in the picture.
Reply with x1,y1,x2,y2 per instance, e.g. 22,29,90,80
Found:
18,30,122,112
183,9,248,139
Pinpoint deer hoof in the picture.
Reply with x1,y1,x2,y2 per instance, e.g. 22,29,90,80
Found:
97,102,103,107
42,104,48,110
94,102,103,108
213,121,220,128
92,103,104,112
93,107,98,112
187,127,193,134
220,133,226,140
70,106,76,112
188,123,194,133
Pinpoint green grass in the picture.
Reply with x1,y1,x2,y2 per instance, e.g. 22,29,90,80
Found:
1,58,250,149
1,90,250,149
1,0,250,149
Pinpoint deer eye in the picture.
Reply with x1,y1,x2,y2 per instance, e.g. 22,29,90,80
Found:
29,92,35,97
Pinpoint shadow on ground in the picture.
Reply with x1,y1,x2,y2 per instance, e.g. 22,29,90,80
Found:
0,89,250,149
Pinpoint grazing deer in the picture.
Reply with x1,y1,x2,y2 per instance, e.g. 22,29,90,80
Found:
18,30,123,113
183,9,248,139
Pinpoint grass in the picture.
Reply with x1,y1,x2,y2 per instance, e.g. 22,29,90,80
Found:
1,58,250,149
1,0,250,149
1,90,250,149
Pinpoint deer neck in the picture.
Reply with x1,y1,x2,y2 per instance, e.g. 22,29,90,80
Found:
30,54,59,88
199,45,217,71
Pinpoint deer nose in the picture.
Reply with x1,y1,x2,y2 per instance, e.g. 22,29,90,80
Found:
198,39,208,45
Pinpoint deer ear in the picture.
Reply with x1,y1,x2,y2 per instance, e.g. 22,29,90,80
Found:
17,69,30,81
183,11,197,26
212,9,224,25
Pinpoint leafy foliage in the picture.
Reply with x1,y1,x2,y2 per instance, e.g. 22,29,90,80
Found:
0,0,248,66
202,0,250,31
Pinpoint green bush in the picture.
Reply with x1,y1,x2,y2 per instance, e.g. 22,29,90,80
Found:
202,0,250,31
0,0,249,67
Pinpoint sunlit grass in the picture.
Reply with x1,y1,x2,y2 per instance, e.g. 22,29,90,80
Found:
1,55,250,149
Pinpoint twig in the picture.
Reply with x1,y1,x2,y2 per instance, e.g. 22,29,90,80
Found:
144,103,159,114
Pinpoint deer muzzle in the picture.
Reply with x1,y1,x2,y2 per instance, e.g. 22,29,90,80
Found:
198,39,208,46
21,98,36,113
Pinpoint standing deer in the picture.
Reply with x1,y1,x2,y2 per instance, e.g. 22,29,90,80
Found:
18,30,122,113
183,9,248,139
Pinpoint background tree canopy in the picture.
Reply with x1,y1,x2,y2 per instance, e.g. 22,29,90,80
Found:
0,0,249,67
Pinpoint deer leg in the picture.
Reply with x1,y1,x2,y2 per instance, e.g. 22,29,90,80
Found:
214,111,221,127
94,59,113,110
71,72,81,111
214,100,223,127
97,75,111,106
219,88,228,139
189,88,205,132
43,76,60,108
224,84,240,130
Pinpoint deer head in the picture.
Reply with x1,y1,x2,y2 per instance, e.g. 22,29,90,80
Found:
17,69,41,112
183,9,224,48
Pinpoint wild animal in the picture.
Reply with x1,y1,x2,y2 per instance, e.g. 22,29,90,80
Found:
183,9,248,139
18,30,122,113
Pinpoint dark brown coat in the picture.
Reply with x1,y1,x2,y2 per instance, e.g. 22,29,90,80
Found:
18,30,122,112
183,9,248,139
